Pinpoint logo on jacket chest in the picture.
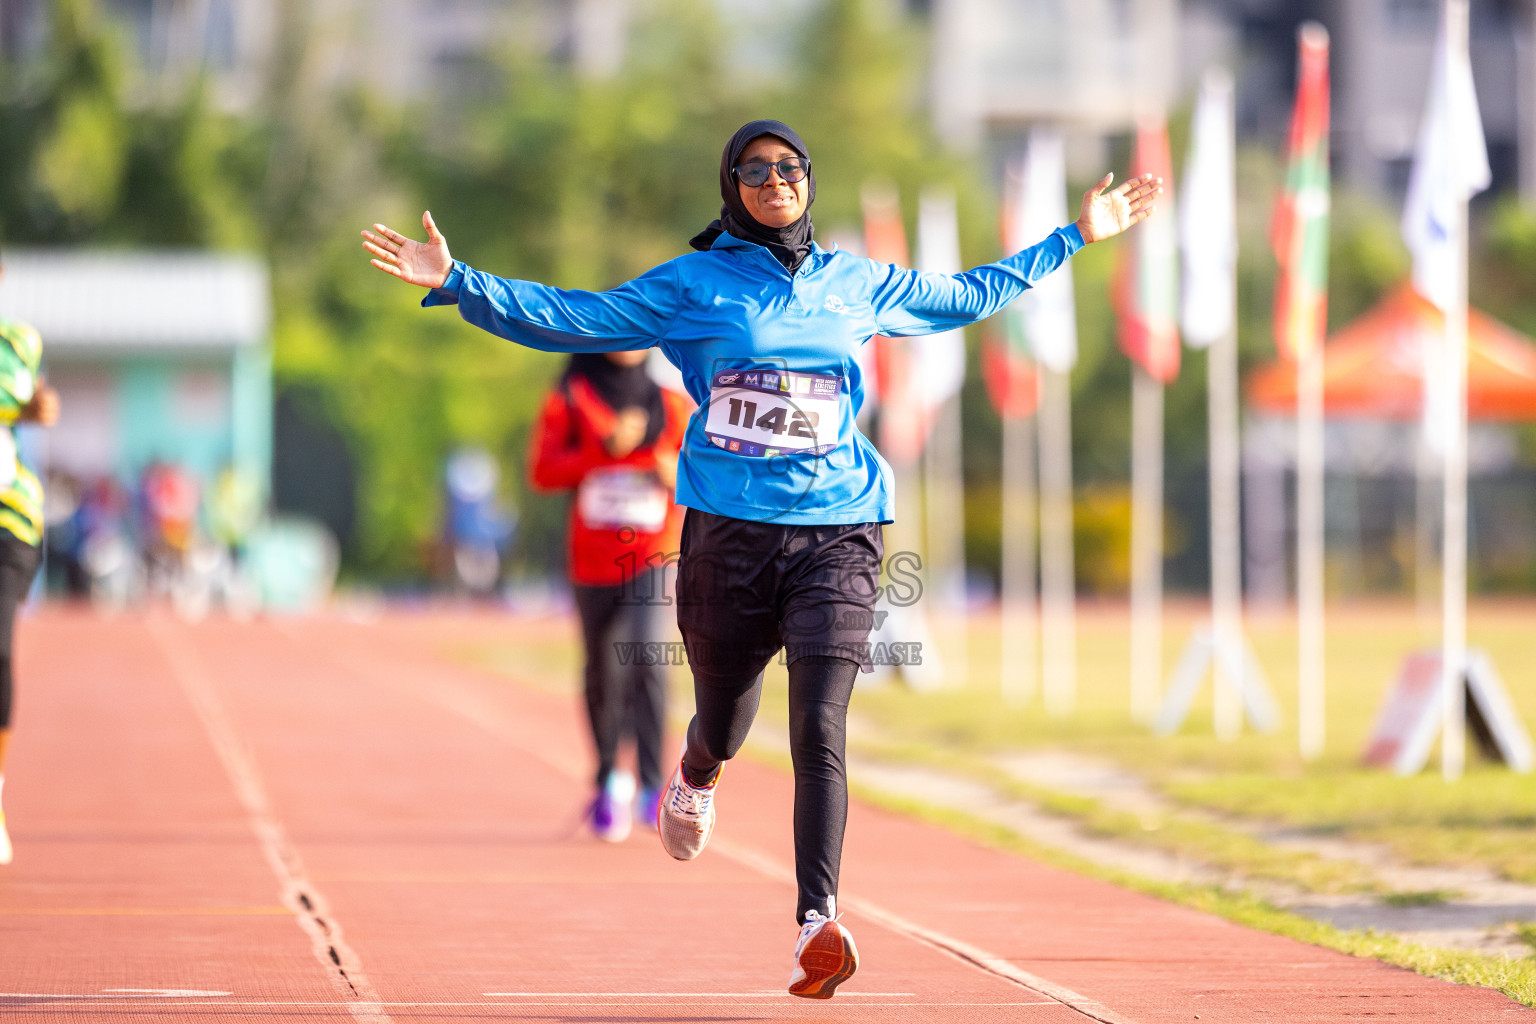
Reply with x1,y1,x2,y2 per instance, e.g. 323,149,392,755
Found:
823,295,850,315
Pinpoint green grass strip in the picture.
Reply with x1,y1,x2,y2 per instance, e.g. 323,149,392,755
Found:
848,738,1383,896
845,779,1536,1008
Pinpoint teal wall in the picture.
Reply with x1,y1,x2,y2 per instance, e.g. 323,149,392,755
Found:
113,348,271,502
231,344,273,500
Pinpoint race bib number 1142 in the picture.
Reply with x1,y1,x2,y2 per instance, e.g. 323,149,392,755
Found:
704,369,841,458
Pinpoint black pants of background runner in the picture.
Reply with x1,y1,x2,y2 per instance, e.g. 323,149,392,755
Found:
675,509,882,925
0,531,41,731
573,568,669,794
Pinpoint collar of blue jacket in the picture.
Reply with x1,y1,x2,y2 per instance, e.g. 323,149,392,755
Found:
706,230,828,275
424,223,1083,526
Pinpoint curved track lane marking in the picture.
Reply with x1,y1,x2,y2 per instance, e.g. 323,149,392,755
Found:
0,997,1064,1008
300,622,1138,1023
713,838,1136,1024
0,906,289,915
149,618,393,1024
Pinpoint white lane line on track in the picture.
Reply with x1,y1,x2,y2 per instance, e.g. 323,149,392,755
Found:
0,999,1068,1008
149,618,393,1024
714,839,1138,1024
483,991,916,997
309,624,1140,1024
0,992,232,999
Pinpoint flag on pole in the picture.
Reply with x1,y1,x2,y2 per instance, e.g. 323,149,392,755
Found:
915,188,968,412
1271,25,1330,363
1402,9,1490,313
987,130,1078,420
1007,129,1079,375
861,184,924,463
985,156,1037,421
983,328,1040,419
1403,0,1490,458
1181,69,1237,349
1116,115,1181,383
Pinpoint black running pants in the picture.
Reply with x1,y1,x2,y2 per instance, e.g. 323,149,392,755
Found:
573,569,669,794
0,531,40,730
674,507,884,925
683,654,860,925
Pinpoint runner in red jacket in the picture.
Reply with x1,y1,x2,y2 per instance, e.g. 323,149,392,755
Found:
529,351,688,841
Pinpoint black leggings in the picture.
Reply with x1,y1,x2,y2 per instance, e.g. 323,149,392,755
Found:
0,531,40,731
683,655,859,924
573,570,669,793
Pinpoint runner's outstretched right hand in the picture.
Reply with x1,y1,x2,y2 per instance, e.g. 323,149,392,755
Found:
361,211,453,289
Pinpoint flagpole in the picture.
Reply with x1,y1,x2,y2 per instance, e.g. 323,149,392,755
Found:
1415,433,1439,625
1039,364,1077,716
1001,409,1038,704
1297,338,1326,759
862,182,943,691
1193,68,1246,740
1279,21,1331,765
925,391,969,684
1008,129,1077,717
1210,320,1245,741
1130,365,1164,723
917,187,970,687
1122,113,1178,725
1441,0,1471,781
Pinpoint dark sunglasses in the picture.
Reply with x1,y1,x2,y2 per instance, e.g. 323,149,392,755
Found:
732,157,810,188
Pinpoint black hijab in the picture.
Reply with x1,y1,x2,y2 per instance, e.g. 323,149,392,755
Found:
689,119,817,272
563,353,666,450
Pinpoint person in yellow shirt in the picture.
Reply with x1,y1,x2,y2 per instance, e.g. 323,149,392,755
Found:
0,256,61,865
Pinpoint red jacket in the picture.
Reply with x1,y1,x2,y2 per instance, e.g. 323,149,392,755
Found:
528,375,689,588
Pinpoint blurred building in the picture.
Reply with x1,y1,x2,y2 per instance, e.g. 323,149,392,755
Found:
925,0,1532,201
0,251,272,501
1332,0,1524,197
5,0,1528,199
0,0,639,110
928,0,1181,149
7,0,1531,196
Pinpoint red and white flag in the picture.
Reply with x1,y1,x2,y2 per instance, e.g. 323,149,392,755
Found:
1116,115,1181,382
861,184,925,462
1271,24,1330,363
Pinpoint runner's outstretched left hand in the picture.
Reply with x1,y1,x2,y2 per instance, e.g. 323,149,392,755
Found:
1075,173,1162,244
361,211,454,288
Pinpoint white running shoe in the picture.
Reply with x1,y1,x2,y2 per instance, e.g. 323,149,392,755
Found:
787,908,858,999
0,812,12,865
657,758,719,860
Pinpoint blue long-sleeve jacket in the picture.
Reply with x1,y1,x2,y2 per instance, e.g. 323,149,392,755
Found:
425,224,1084,525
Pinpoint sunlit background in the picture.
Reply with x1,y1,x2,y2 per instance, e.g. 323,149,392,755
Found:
0,0,1529,600
4,0,1536,983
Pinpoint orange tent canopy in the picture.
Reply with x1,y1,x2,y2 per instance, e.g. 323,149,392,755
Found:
1247,284,1536,420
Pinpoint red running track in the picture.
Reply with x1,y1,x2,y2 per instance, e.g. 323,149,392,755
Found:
0,607,1529,1022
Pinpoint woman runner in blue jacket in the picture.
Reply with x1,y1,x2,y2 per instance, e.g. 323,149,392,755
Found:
363,119,1159,998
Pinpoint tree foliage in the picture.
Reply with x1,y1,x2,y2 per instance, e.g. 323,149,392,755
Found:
2,0,960,579
3,0,1500,590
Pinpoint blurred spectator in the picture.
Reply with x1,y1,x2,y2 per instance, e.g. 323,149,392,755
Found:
0,253,59,865
443,447,515,596
42,471,83,596
209,464,263,559
137,460,199,593
76,476,136,607
529,351,687,842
